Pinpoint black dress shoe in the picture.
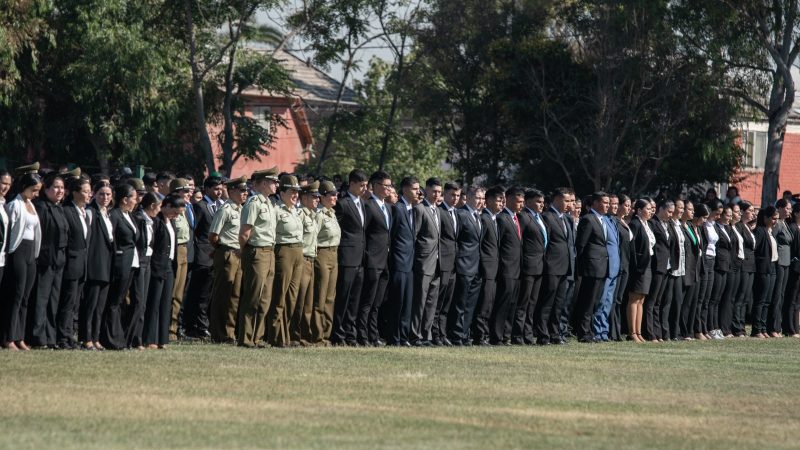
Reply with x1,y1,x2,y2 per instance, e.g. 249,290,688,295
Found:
536,338,550,346
578,337,594,343
356,339,370,347
511,338,525,345
441,338,453,346
450,339,463,346
372,339,387,347
431,339,442,346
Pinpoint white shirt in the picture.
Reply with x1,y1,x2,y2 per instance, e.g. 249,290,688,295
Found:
348,192,364,225
75,205,88,239
122,212,139,269
731,225,745,260
143,214,154,257
0,198,7,267
166,219,176,260
443,202,457,234
670,219,686,277
590,209,607,240
769,229,779,263
101,210,114,243
640,216,656,256
21,206,38,241
704,221,719,257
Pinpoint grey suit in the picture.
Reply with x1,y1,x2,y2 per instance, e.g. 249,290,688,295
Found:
410,200,441,343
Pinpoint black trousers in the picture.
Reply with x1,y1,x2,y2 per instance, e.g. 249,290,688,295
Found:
733,271,754,336
513,274,543,343
719,264,741,335
490,276,519,343
559,278,576,339
357,267,388,343
57,276,84,347
768,264,789,333
783,269,800,335
332,265,363,343
144,271,174,346
609,270,629,341
182,264,213,336
680,281,699,339
659,275,677,340
388,270,413,344
125,258,150,348
80,280,109,342
472,278,497,343
28,249,66,347
644,271,667,340
99,271,135,350
433,269,456,342
449,272,481,342
533,274,567,342
752,270,776,335
572,275,605,341
694,258,715,334
1,241,36,343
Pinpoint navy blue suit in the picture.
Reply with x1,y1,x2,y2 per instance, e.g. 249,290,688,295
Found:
593,215,621,340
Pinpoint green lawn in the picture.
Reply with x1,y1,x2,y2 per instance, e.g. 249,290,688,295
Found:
1,339,799,449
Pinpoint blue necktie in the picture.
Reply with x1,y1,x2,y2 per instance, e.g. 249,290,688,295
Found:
533,212,548,248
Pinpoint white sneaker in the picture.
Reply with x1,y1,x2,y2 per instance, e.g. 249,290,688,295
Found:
712,330,725,340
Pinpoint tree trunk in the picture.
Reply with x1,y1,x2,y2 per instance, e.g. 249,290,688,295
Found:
221,43,237,175
88,133,111,175
315,55,354,175
185,0,217,174
379,36,406,171
761,121,786,207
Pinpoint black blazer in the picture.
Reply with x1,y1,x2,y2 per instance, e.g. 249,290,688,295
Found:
86,203,114,283
192,198,215,267
389,199,415,274
455,206,481,277
437,204,458,273
648,219,673,275
363,196,391,270
541,207,570,277
519,209,546,277
753,226,776,275
334,194,366,267
726,224,742,269
628,216,652,276
575,212,608,278
479,210,499,281
132,208,154,262
712,222,732,272
496,209,521,280
62,200,91,280
150,214,174,278
736,222,756,273
788,222,800,274
682,222,702,285
110,208,138,281
613,216,632,273
35,197,69,267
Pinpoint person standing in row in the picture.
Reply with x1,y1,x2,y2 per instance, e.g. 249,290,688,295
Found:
769,199,792,337
125,179,152,350
359,172,391,346
513,189,546,345
678,201,704,340
0,171,11,324
409,178,442,346
473,186,502,345
433,182,459,346
80,183,113,350
270,174,304,347
492,186,523,345
312,181,341,344
208,176,247,344
293,181,320,345
784,203,800,337
609,194,632,341
168,179,192,341
595,193,621,342
450,187,484,345
752,206,778,338
733,202,756,337
238,167,279,348
387,177,419,346
627,199,655,343
572,192,609,343
720,204,744,337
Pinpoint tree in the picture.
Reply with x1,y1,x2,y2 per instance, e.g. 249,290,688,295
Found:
675,0,800,206
0,0,51,105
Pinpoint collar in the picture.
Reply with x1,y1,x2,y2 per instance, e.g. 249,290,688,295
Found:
550,205,563,218
347,192,361,203
371,194,384,206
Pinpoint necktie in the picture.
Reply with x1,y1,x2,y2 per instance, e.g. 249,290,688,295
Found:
474,211,481,233
355,199,364,226
380,203,389,229
431,206,440,231
450,209,457,234
186,203,195,228
534,213,548,247
562,215,569,236
512,214,521,239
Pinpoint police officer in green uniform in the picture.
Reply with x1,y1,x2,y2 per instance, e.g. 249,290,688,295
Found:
269,174,304,347
208,176,248,344
169,178,192,340
313,181,341,343
292,181,320,345
237,167,279,348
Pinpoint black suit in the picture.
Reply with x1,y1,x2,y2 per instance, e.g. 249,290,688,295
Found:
433,203,458,343
332,193,366,344
733,222,755,336
534,207,571,343
388,197,416,344
609,216,632,341
572,212,608,341
644,218,672,340
450,205,482,343
125,208,153,348
473,210,499,343
719,224,742,335
57,201,91,348
491,209,521,344
80,204,114,343
100,208,138,350
513,209,546,343
144,214,175,346
358,196,391,344
679,222,703,339
411,200,441,343
707,222,732,332
752,226,776,334
785,222,800,335
183,198,216,337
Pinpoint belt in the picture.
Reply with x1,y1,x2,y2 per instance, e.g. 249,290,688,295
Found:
177,243,188,247
247,244,274,250
276,243,303,248
219,245,239,252
304,255,315,261
318,246,338,250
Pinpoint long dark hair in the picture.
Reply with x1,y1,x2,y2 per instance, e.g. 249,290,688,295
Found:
7,172,42,201
757,206,777,228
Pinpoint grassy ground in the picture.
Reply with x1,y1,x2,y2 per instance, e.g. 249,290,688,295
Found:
1,339,799,449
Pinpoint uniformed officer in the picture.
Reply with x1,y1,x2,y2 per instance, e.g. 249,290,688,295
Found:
312,181,341,343
237,167,279,348
269,174,304,347
168,178,192,340
208,176,248,344
292,181,320,345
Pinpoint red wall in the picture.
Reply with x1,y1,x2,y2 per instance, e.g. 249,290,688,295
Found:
734,132,800,206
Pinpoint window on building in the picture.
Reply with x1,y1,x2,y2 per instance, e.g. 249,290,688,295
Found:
251,105,272,129
743,130,767,169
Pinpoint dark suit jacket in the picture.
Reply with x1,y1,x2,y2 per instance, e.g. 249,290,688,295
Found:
649,218,675,275
150,214,174,278
364,196,392,270
726,224,742,269
736,222,756,273
437,203,458,273
683,222,702,285
334,194,366,267
192,198,215,267
613,216,632,273
518,209,546,276
712,222,732,272
496,209,521,280
455,206,481,277
413,200,440,276
389,198,415,274
774,219,793,266
86,203,114,283
628,217,652,276
479,210,499,281
753,226,776,274
541,207,570,277
35,197,69,267
110,208,138,281
788,222,800,274
62,200,91,280
132,208,153,261
575,212,608,278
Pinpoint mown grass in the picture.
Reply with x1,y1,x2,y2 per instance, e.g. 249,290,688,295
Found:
1,339,799,449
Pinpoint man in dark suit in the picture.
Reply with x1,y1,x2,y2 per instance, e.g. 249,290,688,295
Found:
387,176,420,345
534,187,574,345
449,186,484,345
559,195,578,341
183,176,224,339
410,178,442,346
332,169,368,345
512,189,547,345
432,182,460,345
571,192,610,342
490,186,523,345
358,171,392,346
472,185,504,345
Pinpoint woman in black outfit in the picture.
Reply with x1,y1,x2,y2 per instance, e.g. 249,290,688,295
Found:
783,203,800,337
29,173,69,348
99,184,139,350
769,199,793,337
144,194,183,349
626,199,655,343
706,200,731,340
679,201,704,340
56,176,92,349
718,204,742,338
734,202,756,338
645,199,675,342
609,194,632,341
125,190,157,349
752,206,778,339
80,183,114,350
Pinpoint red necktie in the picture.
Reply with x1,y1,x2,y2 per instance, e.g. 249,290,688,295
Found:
513,214,521,239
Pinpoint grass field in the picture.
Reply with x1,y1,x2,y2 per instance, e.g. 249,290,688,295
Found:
1,339,799,449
